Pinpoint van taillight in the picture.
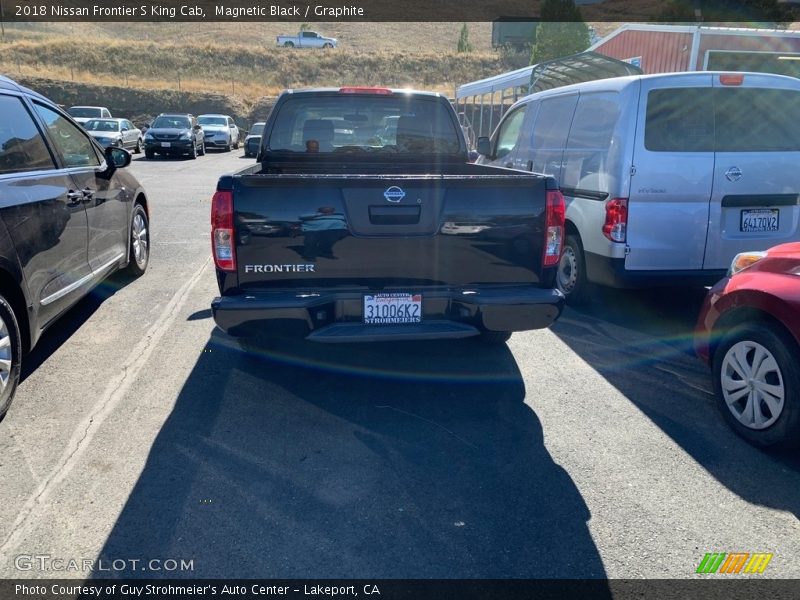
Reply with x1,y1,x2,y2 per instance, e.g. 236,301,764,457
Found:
211,190,236,272
543,189,566,267
719,74,744,86
602,198,628,243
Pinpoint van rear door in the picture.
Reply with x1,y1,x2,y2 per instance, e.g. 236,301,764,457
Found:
627,74,714,271
702,74,800,270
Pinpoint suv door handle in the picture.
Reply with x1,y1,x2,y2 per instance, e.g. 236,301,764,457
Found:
66,190,84,206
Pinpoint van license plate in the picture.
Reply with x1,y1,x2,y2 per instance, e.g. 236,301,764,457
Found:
740,209,779,233
363,293,422,325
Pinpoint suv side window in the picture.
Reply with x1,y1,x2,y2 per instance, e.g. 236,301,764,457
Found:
0,95,56,175
102,109,111,118
32,102,102,168
494,106,526,160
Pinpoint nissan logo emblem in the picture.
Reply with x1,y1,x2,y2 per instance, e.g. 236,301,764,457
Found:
725,166,743,182
384,186,405,203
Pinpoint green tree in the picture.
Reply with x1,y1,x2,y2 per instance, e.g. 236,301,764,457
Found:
530,0,591,64
457,23,473,53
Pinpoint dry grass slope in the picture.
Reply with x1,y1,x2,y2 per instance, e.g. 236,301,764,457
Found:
0,23,507,100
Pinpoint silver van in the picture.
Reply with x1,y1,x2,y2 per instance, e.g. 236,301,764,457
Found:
478,72,800,303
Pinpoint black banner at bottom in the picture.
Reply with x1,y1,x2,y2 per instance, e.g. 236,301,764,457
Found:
3,579,800,600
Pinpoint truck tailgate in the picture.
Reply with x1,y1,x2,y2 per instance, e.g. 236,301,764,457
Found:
229,173,551,290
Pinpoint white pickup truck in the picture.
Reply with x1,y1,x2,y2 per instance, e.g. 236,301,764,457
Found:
276,31,337,48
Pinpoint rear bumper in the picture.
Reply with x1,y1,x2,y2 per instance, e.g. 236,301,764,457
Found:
585,252,727,289
204,137,231,147
144,140,194,153
212,285,564,342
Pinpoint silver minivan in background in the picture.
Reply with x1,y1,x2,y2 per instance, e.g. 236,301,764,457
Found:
478,72,800,303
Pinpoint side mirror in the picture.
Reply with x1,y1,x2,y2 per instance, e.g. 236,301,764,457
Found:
121,127,129,132
105,146,131,169
476,136,492,157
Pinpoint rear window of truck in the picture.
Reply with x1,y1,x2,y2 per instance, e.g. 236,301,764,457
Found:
266,94,462,156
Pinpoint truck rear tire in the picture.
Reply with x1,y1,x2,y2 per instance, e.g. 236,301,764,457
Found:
284,41,294,48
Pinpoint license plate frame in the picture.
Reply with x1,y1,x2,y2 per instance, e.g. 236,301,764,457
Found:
161,142,172,148
363,293,422,325
740,208,779,233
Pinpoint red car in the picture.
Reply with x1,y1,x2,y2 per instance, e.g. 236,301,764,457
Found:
695,242,800,449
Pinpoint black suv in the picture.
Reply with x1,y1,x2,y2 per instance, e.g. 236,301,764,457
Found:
143,113,205,159
0,75,150,419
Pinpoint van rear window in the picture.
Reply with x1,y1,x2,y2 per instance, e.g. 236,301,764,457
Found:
645,89,713,152
714,88,800,152
645,87,800,152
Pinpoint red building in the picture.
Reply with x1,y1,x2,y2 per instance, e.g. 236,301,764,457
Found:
590,24,800,77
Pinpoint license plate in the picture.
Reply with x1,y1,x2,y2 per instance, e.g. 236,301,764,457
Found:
161,142,171,148
740,209,779,233
363,293,422,325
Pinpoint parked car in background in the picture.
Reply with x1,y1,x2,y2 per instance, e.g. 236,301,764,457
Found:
478,72,800,304
83,118,142,153
66,105,112,125
0,75,150,420
695,242,800,448
243,122,265,157
198,114,240,152
277,31,337,48
143,113,205,159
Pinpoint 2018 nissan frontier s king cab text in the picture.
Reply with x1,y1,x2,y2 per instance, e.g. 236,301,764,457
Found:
210,87,566,344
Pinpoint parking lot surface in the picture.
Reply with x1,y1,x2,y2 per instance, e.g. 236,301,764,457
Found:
0,150,797,579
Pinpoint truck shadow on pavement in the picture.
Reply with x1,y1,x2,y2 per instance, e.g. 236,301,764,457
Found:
96,332,610,583
552,287,800,520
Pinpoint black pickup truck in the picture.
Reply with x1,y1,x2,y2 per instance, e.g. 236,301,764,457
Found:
211,87,565,344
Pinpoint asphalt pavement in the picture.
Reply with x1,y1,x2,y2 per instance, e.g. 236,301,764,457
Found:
0,149,797,580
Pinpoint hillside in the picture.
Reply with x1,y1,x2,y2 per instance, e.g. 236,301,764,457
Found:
0,22,524,123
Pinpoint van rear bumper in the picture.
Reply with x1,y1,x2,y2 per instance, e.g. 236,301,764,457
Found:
585,252,727,289
212,285,564,342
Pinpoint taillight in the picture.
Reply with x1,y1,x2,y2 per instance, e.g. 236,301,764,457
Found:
602,198,628,243
211,190,236,272
719,73,744,86
339,87,393,95
543,189,566,267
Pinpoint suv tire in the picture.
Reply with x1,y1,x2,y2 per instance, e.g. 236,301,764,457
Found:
0,295,22,422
